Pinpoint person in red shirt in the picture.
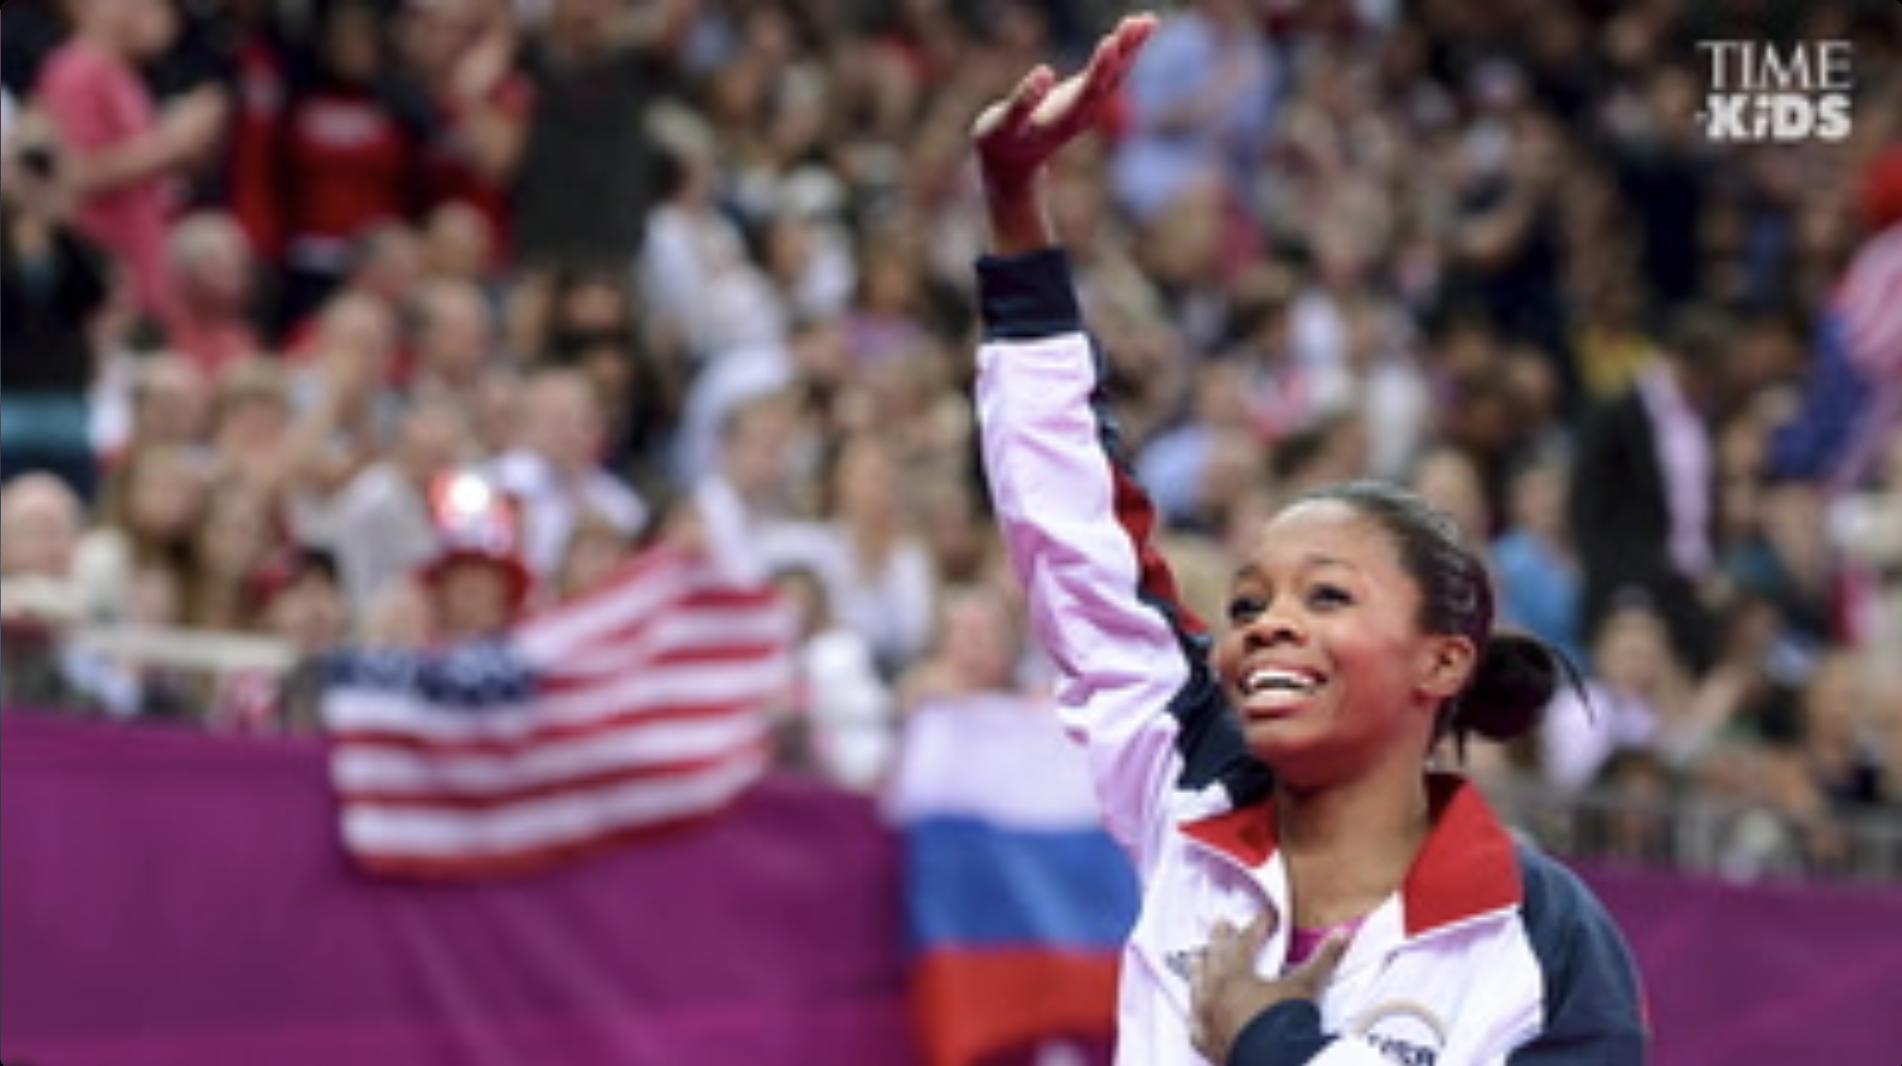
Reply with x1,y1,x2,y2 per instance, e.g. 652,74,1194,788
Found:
274,0,426,331
34,0,227,325
395,0,531,264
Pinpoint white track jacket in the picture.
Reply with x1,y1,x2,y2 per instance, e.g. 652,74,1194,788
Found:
973,248,1649,1066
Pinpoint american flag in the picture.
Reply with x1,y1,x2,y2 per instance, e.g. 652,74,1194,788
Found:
322,546,795,878
1838,222,1902,382
1833,222,1902,491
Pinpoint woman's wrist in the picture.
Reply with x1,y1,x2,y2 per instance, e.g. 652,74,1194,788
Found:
981,167,1055,256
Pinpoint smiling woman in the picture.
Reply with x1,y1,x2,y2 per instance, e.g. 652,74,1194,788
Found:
1209,482,1556,794
969,13,1647,1066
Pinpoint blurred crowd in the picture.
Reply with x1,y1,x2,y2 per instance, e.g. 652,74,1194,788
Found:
1,0,1898,881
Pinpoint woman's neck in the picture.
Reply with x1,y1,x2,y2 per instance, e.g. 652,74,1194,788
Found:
1275,770,1431,929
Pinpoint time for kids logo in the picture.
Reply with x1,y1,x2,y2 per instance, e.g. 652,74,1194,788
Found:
1696,40,1853,143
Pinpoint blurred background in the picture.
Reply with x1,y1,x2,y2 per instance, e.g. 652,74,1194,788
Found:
1,0,1899,1061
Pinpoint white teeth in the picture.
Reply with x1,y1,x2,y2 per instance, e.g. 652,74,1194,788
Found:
1244,668,1318,695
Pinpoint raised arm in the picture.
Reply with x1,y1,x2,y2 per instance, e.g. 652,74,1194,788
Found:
971,15,1265,857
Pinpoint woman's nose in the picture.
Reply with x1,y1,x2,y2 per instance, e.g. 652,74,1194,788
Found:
1243,605,1303,647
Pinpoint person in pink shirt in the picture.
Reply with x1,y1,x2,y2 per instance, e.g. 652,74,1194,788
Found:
33,0,226,325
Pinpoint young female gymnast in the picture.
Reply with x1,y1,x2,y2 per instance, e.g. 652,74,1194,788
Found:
968,14,1648,1065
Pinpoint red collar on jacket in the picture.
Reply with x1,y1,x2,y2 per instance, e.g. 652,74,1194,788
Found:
1180,772,1523,936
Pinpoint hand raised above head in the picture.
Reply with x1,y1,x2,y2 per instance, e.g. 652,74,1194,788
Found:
971,13,1157,188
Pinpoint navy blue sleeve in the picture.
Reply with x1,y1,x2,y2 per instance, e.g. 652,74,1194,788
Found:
1225,999,1334,1065
1509,846,1651,1065
976,248,1085,340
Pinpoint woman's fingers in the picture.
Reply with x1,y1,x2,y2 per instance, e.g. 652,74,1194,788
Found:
1062,15,1155,128
974,12,1158,176
1286,929,1353,998
1200,910,1276,977
1005,65,1057,127
1239,909,1275,952
1093,15,1158,88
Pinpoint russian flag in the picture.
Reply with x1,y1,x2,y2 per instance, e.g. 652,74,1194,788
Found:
886,694,1139,1066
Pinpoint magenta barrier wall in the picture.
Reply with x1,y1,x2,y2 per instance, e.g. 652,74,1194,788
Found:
3,710,1898,1066
1579,863,1902,1065
0,712,921,1066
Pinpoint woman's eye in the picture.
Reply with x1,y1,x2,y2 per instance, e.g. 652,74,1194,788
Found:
1226,596,1265,623
1308,584,1352,609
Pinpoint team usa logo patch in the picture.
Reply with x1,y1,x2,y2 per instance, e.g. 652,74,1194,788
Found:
1349,1000,1448,1066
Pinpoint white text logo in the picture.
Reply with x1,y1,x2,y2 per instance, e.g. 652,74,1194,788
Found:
1697,41,1852,143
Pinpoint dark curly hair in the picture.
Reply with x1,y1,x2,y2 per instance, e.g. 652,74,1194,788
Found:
1296,480,1567,744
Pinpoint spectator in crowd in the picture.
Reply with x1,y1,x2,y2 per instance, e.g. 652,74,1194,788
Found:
93,351,211,467
0,474,84,590
912,465,1005,593
1491,445,1585,667
512,0,679,271
796,432,938,679
92,558,202,719
273,0,424,330
637,117,786,365
1139,357,1257,531
327,397,471,614
841,228,936,369
1,475,123,715
1337,294,1434,484
33,0,227,324
0,474,88,657
419,199,498,293
896,582,1037,715
407,277,510,414
514,263,675,476
752,176,858,326
1110,0,1277,225
669,311,808,489
488,366,648,581
1797,649,1888,815
71,442,205,624
281,222,427,355
211,545,349,732
282,291,404,538
217,0,293,265
1569,305,1736,673
395,0,531,257
181,475,284,632
689,386,813,583
160,210,261,378
1407,441,1493,547
1586,746,1679,868
772,563,895,792
413,470,533,641
550,507,633,605
205,357,295,489
1721,477,1837,656
1,107,112,501
1539,594,1691,794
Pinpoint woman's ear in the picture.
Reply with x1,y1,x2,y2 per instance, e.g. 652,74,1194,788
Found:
1416,635,1477,702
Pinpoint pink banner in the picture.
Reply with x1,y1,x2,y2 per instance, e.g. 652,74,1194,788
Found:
3,710,1897,1066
